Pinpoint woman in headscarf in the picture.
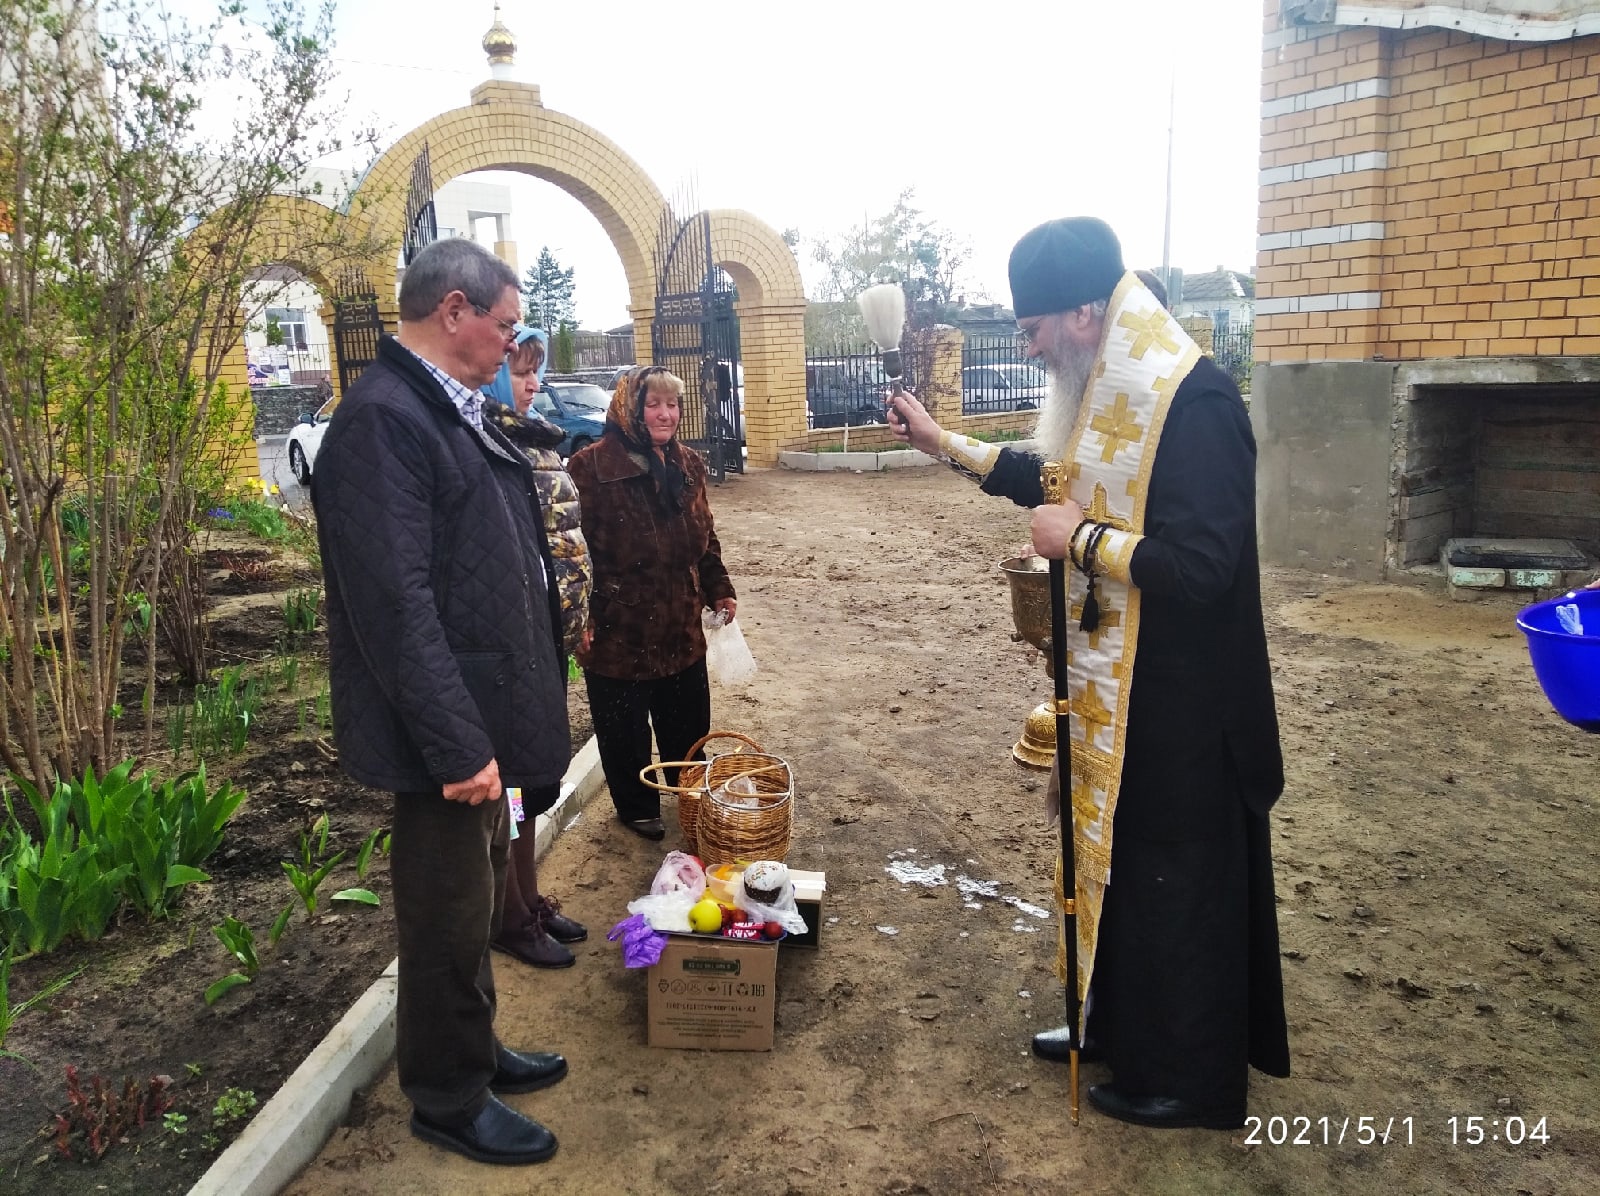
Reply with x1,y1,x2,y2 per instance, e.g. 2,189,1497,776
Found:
567,365,737,841
478,326,592,967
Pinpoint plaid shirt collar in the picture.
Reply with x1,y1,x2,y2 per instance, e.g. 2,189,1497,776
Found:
403,345,485,429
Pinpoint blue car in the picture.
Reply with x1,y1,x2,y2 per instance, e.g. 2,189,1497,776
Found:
533,382,609,458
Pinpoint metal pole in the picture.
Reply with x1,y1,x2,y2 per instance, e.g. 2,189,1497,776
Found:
1161,71,1174,296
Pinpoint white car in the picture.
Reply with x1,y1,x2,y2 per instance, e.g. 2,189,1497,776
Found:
962,363,1047,413
286,397,336,485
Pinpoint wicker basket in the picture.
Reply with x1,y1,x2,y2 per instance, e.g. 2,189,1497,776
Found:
638,730,766,854
695,753,793,868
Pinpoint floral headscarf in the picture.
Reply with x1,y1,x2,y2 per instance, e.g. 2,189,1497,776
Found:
605,365,686,513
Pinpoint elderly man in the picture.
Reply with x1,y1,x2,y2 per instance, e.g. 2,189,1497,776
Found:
312,237,570,1165
887,217,1289,1130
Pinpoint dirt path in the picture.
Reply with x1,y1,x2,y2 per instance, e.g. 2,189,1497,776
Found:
288,464,1598,1196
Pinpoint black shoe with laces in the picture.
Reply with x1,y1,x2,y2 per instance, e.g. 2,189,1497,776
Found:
533,895,587,943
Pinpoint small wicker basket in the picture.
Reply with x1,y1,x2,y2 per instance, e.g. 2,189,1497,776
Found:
695,753,793,867
638,730,766,854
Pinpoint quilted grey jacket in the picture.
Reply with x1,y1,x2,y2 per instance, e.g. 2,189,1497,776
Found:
312,335,569,793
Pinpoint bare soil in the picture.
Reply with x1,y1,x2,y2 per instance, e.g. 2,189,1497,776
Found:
6,465,1598,1196
288,465,1596,1196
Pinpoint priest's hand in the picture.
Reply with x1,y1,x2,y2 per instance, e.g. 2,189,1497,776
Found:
886,390,942,455
1031,501,1086,560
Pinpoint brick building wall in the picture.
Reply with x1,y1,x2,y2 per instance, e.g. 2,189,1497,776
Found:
1256,0,1600,363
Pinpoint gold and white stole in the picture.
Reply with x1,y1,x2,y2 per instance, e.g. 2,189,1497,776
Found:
1046,272,1201,1031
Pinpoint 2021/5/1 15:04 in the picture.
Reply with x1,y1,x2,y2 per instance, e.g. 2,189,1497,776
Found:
1242,1115,1552,1146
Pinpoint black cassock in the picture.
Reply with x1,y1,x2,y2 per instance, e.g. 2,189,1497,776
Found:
985,355,1290,1112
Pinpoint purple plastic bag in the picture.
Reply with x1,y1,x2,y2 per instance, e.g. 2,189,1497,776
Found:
607,914,668,968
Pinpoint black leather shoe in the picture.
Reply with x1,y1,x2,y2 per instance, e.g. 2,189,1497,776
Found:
410,1095,558,1164
533,895,588,943
491,1044,568,1094
492,926,574,969
1087,1083,1244,1130
619,815,665,841
1031,1024,1102,1064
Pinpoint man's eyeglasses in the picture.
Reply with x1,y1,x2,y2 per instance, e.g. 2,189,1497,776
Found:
470,303,520,341
1016,322,1042,349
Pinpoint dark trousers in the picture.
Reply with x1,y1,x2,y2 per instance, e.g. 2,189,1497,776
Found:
391,789,508,1126
585,659,711,822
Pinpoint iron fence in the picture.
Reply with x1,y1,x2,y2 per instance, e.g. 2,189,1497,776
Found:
803,344,916,429
1210,324,1253,392
960,335,1046,415
797,321,1252,429
249,343,333,388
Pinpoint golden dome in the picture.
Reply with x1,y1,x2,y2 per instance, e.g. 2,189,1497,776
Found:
482,4,517,65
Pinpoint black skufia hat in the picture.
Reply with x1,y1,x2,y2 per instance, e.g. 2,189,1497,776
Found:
1008,217,1125,318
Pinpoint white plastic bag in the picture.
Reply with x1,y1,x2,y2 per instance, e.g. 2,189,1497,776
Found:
703,610,758,686
734,874,809,936
649,850,706,899
1557,602,1584,635
626,890,699,934
710,774,762,809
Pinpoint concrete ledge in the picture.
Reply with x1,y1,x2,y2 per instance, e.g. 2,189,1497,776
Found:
778,448,935,471
188,959,398,1196
187,736,606,1196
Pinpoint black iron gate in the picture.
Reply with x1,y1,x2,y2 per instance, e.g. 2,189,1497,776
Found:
332,267,384,394
651,205,742,480
403,142,437,266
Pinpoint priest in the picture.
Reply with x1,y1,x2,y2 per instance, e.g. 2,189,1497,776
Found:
887,217,1290,1130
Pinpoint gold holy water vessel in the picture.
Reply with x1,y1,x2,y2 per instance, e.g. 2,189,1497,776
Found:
1001,554,1057,769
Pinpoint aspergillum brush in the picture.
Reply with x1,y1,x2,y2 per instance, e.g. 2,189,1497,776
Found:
856,283,908,455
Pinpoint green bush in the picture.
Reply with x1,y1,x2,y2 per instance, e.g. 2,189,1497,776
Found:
1,763,245,955
230,499,289,540
0,785,129,955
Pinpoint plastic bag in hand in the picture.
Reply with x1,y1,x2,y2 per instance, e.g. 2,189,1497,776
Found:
703,609,758,687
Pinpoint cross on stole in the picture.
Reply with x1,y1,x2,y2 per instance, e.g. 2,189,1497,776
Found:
1116,308,1182,360
1070,773,1100,828
1090,393,1144,463
1070,595,1121,650
1070,679,1114,746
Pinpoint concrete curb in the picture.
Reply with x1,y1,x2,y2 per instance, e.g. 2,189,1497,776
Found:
777,448,935,471
187,735,607,1196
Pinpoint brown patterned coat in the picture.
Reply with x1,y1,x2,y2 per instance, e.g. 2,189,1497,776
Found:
567,433,734,681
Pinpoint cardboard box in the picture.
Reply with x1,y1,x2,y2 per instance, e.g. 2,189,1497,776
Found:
787,869,827,950
647,934,777,1050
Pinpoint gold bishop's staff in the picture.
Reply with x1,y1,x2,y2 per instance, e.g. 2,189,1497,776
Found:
1042,461,1081,1125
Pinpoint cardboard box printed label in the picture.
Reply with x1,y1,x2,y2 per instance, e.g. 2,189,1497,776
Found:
647,934,777,1051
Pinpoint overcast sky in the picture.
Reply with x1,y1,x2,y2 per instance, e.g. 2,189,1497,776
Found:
227,0,1263,327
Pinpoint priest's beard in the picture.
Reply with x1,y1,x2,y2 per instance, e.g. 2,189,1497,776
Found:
1032,337,1098,462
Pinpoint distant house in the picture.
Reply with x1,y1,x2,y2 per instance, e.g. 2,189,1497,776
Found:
946,302,1018,338
1170,267,1255,330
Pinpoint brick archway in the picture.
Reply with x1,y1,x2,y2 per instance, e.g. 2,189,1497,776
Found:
349,80,807,464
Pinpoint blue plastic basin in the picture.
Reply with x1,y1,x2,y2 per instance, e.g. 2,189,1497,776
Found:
1516,589,1600,732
